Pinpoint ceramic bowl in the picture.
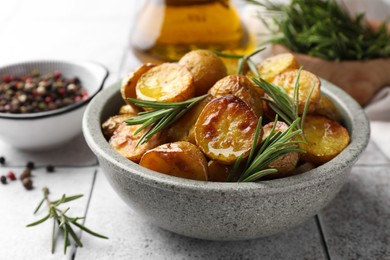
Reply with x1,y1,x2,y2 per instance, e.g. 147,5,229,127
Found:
83,80,369,240
0,60,108,151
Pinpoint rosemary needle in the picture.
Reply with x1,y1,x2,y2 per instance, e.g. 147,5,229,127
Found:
126,94,209,145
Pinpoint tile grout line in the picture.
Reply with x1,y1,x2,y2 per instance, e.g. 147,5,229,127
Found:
368,139,390,163
315,214,332,260
70,168,99,260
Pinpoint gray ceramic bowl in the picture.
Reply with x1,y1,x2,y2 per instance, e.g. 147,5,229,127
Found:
83,80,369,240
0,60,108,150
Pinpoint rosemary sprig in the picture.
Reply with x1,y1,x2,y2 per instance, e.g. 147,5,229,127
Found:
251,67,314,133
126,94,209,145
27,187,108,254
228,116,305,182
247,0,390,61
213,47,266,75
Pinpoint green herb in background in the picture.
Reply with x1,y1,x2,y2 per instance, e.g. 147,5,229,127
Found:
247,0,390,61
27,187,108,254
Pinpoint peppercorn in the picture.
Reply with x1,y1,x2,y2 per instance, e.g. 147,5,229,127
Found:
20,168,31,180
7,171,16,181
46,165,55,173
22,178,33,190
1,175,7,184
26,161,35,170
0,156,5,165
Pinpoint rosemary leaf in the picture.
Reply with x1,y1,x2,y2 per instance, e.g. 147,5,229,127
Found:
26,213,51,227
126,94,209,145
71,221,109,239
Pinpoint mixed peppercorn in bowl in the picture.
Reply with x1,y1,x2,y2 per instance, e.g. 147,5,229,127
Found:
0,60,108,150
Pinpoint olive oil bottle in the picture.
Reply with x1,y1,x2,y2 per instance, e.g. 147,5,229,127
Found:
131,0,254,63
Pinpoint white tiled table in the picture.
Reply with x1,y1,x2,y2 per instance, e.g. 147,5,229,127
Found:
0,1,389,259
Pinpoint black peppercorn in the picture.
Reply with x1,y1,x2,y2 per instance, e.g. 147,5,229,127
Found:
1,175,7,184
46,165,55,173
26,161,35,170
0,156,5,165
22,178,33,190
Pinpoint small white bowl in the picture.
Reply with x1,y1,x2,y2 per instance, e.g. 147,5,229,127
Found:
0,60,108,151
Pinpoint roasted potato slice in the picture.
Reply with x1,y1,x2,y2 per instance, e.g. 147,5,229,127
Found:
195,96,260,164
166,95,213,144
109,122,162,163
139,141,208,181
118,104,141,115
208,75,263,117
299,115,350,165
121,63,156,103
313,95,342,122
179,50,227,96
256,53,299,82
262,121,299,177
136,63,195,103
272,69,321,114
102,114,136,140
207,160,231,182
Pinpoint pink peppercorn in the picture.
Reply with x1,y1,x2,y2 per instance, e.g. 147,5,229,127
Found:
7,171,16,181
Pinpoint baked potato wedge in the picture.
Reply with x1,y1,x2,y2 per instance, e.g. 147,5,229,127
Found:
121,63,156,103
166,95,213,144
102,114,136,140
195,96,260,164
262,121,299,177
299,115,350,165
272,69,321,114
208,74,263,117
207,160,231,182
313,95,342,123
139,141,208,181
109,122,162,163
136,63,195,103
118,104,141,115
256,53,299,82
179,50,227,96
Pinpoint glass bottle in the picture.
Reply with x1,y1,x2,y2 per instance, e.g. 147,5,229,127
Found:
131,0,254,63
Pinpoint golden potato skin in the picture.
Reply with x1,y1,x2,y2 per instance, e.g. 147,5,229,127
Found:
207,160,231,182
262,121,299,177
313,95,342,123
256,53,299,82
139,141,208,181
166,95,213,144
299,115,350,165
121,63,156,103
118,104,141,115
272,69,321,114
195,96,260,164
102,114,136,140
136,63,195,103
208,75,263,117
109,122,162,163
179,50,227,96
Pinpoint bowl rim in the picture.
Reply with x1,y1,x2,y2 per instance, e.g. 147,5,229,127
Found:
0,59,109,120
83,79,370,195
